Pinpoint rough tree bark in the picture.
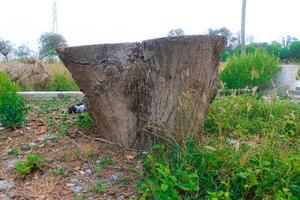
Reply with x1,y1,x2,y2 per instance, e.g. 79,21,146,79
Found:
57,35,226,149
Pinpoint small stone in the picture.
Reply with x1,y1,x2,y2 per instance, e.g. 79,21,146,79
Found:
66,183,75,187
3,160,17,172
68,178,81,183
110,172,123,182
85,169,92,175
38,134,57,141
0,180,15,191
69,186,83,193
80,170,85,175
116,196,125,200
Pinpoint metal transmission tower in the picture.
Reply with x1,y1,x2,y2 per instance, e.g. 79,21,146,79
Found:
52,0,58,33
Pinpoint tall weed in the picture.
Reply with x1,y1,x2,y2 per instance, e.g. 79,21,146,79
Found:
220,51,280,89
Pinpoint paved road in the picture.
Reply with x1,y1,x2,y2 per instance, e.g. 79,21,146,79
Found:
273,64,299,91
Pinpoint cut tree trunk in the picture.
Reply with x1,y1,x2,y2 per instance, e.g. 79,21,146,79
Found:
56,35,226,149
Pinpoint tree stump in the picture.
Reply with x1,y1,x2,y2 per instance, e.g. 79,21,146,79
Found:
57,35,226,149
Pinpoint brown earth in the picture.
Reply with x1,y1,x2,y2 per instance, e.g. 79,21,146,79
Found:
0,98,140,200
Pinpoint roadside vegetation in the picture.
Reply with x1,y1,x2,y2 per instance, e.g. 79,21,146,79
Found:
0,71,27,129
220,51,280,89
138,94,300,199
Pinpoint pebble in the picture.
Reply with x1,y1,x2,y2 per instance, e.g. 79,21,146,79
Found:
3,160,17,172
68,178,81,183
85,169,92,176
116,196,125,200
110,172,123,183
69,186,83,193
0,180,15,191
38,134,57,141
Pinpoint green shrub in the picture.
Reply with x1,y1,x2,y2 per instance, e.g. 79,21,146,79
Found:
89,182,106,193
204,95,300,139
16,153,45,176
77,113,94,130
220,51,280,89
45,73,79,91
0,71,27,129
138,95,300,199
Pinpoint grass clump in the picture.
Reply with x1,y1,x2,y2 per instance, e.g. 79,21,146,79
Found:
220,51,280,89
89,182,106,193
77,113,94,130
138,95,300,199
0,71,27,129
45,73,79,91
204,95,300,139
16,153,45,176
7,148,20,157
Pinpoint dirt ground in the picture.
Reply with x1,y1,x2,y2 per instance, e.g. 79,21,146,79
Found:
0,98,141,200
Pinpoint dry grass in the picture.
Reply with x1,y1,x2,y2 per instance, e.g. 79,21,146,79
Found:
0,61,72,77
0,61,79,91
44,62,73,79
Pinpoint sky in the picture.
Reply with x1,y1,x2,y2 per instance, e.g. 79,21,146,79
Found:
0,0,299,51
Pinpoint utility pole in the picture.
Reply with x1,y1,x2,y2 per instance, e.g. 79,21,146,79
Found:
53,0,58,33
241,0,246,54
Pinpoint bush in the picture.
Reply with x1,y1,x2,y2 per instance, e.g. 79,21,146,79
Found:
77,113,94,130
138,95,300,199
220,51,280,89
204,95,300,139
45,73,79,91
0,71,27,129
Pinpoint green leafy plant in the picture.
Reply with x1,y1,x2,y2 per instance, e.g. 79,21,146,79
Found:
45,73,79,91
7,148,20,157
76,113,93,130
89,182,106,193
0,71,27,129
16,153,45,176
98,157,114,166
138,145,199,200
138,95,300,199
204,94,300,139
220,50,280,89
95,165,102,175
49,169,68,177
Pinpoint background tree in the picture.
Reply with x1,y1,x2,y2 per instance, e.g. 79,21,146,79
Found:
38,32,67,62
14,44,34,62
241,0,247,54
281,35,297,48
167,28,185,37
208,27,239,50
208,27,240,61
0,40,14,60
289,41,300,61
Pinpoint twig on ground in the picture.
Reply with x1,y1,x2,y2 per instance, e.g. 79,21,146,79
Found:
66,136,79,146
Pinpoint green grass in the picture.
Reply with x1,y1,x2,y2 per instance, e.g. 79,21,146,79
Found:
138,95,300,199
44,73,79,91
220,51,280,89
76,113,94,130
0,71,27,129
16,153,45,176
